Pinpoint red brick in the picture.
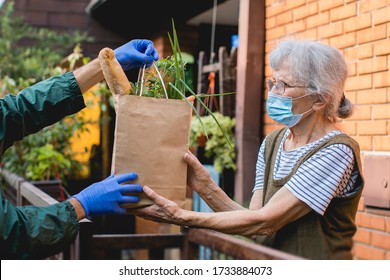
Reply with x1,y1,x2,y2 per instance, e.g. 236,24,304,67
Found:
283,0,306,11
285,20,306,34
357,57,388,74
372,231,390,250
353,227,371,243
318,21,343,38
372,104,390,119
265,41,275,53
335,121,357,135
373,72,390,88
388,121,390,136
356,88,387,105
267,26,285,40
319,0,344,12
345,47,359,60
357,24,387,44
307,11,329,29
266,17,276,29
356,44,373,59
348,105,371,120
330,32,356,49
388,22,390,37
330,3,357,22
265,65,273,77
344,13,372,33
345,44,373,60
359,0,388,13
386,217,390,233
353,243,386,259
388,88,390,102
345,90,357,104
370,214,386,230
374,40,390,56
357,120,387,135
353,135,372,150
275,11,293,25
346,74,372,91
267,2,285,17
348,62,357,76
373,6,390,25
293,2,318,20
373,136,390,151
297,28,317,40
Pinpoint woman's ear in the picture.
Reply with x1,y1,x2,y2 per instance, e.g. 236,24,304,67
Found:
311,93,327,112
312,100,326,112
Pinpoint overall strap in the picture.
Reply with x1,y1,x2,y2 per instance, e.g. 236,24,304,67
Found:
262,128,288,205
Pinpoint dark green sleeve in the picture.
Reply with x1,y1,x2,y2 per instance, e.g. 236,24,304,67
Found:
0,191,79,259
0,72,86,155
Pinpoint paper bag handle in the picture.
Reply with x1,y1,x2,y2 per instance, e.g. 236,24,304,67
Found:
136,62,169,99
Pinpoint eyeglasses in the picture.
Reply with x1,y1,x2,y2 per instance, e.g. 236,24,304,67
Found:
267,79,308,95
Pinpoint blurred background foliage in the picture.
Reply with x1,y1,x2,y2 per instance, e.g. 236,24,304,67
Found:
0,1,99,184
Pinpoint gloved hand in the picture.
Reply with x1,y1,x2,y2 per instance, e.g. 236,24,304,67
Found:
73,172,142,216
114,39,159,71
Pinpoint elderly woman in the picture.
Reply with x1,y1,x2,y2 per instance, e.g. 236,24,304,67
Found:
136,39,364,260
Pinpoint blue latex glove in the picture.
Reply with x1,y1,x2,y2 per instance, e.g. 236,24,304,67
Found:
114,39,159,71
73,172,142,216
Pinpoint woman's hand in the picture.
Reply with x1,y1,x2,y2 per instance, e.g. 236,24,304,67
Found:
133,186,187,226
184,150,213,196
184,150,243,212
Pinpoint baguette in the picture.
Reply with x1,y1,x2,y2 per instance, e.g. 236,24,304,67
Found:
98,47,131,111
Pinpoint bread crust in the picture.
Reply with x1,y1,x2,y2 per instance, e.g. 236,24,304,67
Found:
98,48,131,110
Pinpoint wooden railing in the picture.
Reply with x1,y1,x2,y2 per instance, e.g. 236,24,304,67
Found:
0,168,92,259
1,168,303,260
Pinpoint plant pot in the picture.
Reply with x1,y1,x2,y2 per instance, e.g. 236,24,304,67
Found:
196,134,208,147
29,179,69,202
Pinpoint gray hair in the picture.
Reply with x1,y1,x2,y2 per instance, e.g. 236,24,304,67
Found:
269,39,353,122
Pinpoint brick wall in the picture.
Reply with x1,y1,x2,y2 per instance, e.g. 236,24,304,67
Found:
11,0,127,58
265,0,390,260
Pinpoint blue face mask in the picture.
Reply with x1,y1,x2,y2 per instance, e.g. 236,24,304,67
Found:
266,92,313,127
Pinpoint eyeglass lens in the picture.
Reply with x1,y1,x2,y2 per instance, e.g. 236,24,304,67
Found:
267,79,285,94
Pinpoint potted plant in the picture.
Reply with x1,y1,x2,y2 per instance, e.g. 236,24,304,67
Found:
190,112,236,173
0,2,93,201
23,144,72,201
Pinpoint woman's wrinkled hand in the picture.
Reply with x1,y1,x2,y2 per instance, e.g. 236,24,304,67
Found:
132,186,187,226
184,150,213,195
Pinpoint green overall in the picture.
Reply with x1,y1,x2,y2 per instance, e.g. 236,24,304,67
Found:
0,72,85,259
255,128,364,259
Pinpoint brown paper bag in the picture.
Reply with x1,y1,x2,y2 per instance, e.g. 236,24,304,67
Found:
111,94,192,209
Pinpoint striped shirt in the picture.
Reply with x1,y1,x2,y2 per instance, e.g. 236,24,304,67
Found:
253,129,359,215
